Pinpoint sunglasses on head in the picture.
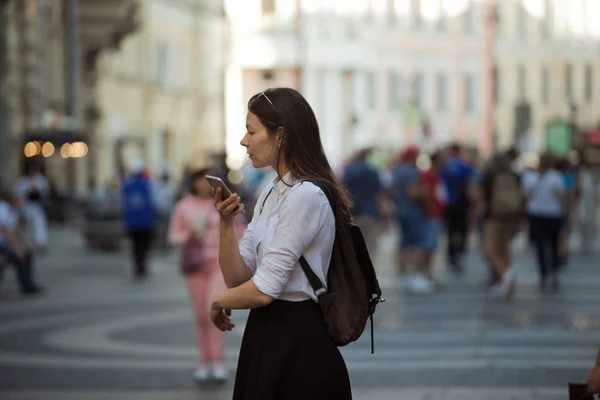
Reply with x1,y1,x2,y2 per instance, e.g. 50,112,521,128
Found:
258,89,277,111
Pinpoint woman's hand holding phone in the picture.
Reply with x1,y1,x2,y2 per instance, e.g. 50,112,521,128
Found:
213,187,245,224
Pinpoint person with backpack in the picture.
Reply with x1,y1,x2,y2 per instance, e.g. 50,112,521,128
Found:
121,157,157,279
479,150,524,299
522,153,566,292
209,88,381,400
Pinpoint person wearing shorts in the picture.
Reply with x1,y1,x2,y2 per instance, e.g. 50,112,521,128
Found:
392,146,433,294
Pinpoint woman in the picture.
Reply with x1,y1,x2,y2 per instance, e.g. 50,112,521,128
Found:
522,153,566,291
210,88,353,399
168,169,229,383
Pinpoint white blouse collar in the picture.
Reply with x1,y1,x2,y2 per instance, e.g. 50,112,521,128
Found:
272,171,296,195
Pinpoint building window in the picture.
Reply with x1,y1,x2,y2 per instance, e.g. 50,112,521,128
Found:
262,0,275,14
156,41,168,89
436,73,447,111
464,73,475,112
412,73,423,107
463,0,474,34
517,0,527,38
366,72,376,109
492,66,499,105
436,0,446,31
413,0,423,28
585,65,593,103
518,65,527,100
541,0,551,39
565,64,573,99
389,73,402,109
541,67,549,105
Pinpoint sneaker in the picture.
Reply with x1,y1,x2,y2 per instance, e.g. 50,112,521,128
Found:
212,362,228,382
409,274,434,295
490,283,504,298
502,268,517,300
22,286,45,297
193,366,210,383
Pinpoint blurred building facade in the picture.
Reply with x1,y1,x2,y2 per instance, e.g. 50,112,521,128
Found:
1,0,140,194
1,0,227,194
94,0,227,186
492,0,600,153
223,0,600,169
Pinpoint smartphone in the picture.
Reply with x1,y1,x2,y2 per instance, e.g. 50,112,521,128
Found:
205,175,233,199
205,175,241,212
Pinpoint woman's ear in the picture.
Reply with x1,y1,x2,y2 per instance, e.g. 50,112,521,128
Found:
276,126,284,147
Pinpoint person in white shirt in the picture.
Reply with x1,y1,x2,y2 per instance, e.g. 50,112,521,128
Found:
16,163,49,250
154,166,177,250
209,88,352,399
521,153,566,291
0,189,44,295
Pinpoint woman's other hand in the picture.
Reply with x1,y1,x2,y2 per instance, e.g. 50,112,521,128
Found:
210,302,235,332
213,187,245,225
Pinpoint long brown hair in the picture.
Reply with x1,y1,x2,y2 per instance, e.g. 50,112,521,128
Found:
248,88,353,224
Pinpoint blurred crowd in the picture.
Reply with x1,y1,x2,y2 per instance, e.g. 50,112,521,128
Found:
340,142,597,299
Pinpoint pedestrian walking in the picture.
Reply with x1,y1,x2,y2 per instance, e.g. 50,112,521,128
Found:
342,143,387,256
154,165,177,250
210,88,352,399
390,145,433,294
575,158,598,255
121,158,156,279
440,143,475,275
479,150,524,299
522,153,566,292
556,157,576,266
16,162,49,252
169,168,235,383
419,150,447,283
0,189,44,296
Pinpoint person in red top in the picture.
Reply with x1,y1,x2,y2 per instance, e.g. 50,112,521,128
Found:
419,150,447,281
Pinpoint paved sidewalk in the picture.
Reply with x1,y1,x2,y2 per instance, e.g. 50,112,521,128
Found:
0,225,598,399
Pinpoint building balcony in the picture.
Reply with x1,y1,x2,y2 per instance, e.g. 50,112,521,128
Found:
79,0,141,54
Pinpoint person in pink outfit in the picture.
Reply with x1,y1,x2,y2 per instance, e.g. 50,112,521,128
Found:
169,168,237,383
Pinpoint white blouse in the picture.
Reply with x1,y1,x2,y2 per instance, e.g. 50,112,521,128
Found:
239,173,335,302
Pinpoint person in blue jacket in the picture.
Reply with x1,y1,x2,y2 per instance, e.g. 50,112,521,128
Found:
121,158,157,279
440,143,475,274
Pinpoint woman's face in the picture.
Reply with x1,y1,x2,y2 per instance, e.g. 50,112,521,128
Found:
240,112,279,169
193,176,212,199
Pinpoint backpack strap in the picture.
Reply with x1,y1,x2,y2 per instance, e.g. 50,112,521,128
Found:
298,256,327,297
259,186,275,215
297,180,334,298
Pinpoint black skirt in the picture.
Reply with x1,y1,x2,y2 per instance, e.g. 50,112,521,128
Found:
233,300,352,400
